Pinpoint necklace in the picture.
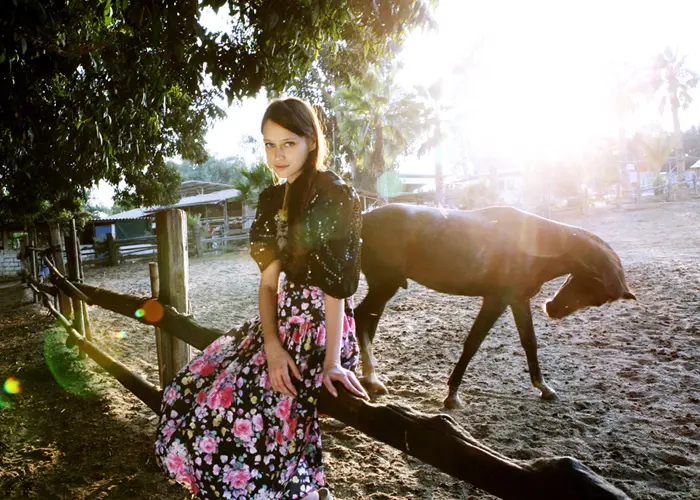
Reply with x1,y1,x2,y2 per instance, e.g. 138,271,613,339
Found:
275,183,289,249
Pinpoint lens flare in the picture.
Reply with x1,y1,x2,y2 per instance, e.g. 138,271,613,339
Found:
134,308,145,318
44,326,98,398
3,377,21,394
139,299,165,324
376,171,403,199
116,330,128,339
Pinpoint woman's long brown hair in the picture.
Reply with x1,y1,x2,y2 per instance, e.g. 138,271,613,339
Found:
260,97,327,229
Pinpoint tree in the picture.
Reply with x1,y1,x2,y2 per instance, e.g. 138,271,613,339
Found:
331,63,425,192
170,157,248,186
647,47,698,176
231,162,273,209
0,0,434,226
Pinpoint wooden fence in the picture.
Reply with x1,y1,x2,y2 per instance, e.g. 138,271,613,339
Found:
19,210,627,500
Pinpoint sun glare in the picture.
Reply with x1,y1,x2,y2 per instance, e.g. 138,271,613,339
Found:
396,0,700,167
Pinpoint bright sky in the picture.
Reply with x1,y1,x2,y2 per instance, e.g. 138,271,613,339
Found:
92,0,700,206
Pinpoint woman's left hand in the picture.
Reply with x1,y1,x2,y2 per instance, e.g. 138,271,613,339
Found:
322,364,369,400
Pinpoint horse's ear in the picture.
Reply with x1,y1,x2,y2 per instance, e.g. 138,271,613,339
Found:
623,291,636,301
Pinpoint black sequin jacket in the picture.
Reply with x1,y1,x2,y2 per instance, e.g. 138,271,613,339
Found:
249,170,362,299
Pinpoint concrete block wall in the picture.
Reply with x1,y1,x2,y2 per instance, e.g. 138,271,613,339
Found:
0,249,22,279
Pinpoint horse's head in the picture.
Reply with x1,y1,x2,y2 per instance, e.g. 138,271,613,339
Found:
544,237,636,319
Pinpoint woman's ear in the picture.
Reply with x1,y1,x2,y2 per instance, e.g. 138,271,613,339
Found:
308,138,316,152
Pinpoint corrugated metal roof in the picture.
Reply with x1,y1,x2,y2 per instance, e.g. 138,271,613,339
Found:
144,188,241,214
102,187,242,222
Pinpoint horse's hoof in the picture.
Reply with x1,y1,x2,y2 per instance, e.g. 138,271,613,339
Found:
540,388,558,401
360,376,388,395
443,395,463,410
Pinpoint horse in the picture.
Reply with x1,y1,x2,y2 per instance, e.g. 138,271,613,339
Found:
354,204,636,409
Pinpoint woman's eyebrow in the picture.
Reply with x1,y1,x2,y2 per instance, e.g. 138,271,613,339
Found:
263,137,297,142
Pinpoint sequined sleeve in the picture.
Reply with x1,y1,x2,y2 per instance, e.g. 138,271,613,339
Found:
303,176,362,299
249,185,281,273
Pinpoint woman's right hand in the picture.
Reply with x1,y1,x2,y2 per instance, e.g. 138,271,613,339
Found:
264,341,301,398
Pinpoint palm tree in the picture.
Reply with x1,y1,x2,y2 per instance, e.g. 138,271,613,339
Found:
330,63,424,193
232,161,273,212
648,47,698,178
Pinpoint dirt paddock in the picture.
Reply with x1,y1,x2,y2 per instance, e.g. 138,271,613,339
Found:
1,200,699,499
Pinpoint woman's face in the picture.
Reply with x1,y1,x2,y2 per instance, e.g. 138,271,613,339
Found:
262,120,315,183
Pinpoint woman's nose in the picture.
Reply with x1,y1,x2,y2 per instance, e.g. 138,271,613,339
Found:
275,148,285,160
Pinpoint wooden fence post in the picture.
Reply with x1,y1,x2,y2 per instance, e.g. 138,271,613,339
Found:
222,200,229,253
193,224,203,258
74,224,93,342
1,230,8,250
106,233,118,266
67,220,85,336
155,209,191,383
149,262,167,389
49,222,73,318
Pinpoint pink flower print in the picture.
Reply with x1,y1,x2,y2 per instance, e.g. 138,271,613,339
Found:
314,470,325,486
302,288,310,298
299,321,311,337
252,352,266,366
317,325,326,346
166,450,185,475
292,329,302,344
289,315,304,325
278,325,287,343
233,418,254,443
252,413,264,432
224,466,251,490
196,390,207,406
176,471,198,495
203,338,223,356
199,362,216,377
164,387,178,405
275,430,284,446
213,464,221,476
188,356,207,375
291,306,299,315
284,417,297,440
198,436,217,454
301,302,309,311
275,398,291,420
162,421,177,441
259,371,271,390
207,386,233,410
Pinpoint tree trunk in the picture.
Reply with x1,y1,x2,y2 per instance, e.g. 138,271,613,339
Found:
434,120,445,207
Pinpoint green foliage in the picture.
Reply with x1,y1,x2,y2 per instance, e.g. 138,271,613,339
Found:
169,156,248,186
232,162,274,208
0,0,434,226
331,63,426,190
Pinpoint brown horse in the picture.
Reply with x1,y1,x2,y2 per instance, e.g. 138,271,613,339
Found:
355,204,636,409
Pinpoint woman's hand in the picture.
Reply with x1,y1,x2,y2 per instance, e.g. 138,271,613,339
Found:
265,342,301,398
322,363,369,400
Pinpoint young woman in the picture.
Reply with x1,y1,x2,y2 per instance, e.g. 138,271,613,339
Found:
155,97,368,499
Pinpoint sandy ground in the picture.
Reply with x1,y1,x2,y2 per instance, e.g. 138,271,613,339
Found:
1,199,699,499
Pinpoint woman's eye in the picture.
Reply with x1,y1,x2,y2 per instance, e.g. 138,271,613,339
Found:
264,143,274,149
284,142,295,147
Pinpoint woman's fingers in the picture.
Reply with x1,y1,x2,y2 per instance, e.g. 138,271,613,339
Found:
347,373,369,400
287,358,302,381
281,366,297,397
323,375,338,397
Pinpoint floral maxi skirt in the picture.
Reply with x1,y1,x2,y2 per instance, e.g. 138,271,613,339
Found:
155,275,359,499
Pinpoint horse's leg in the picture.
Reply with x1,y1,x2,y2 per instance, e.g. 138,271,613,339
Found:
444,296,507,409
510,299,557,400
354,282,401,395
